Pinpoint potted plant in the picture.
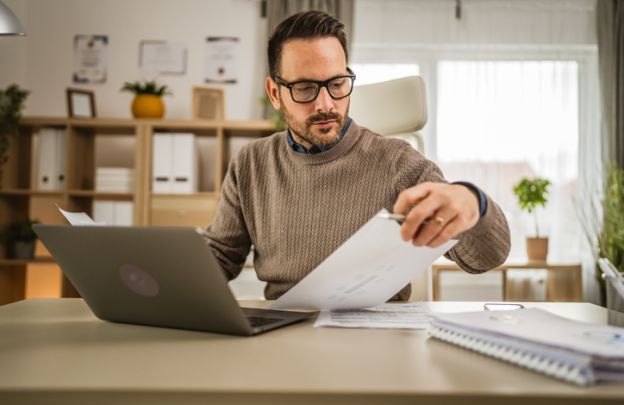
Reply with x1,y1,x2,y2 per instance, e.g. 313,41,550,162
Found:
2,219,39,260
0,84,29,188
513,177,551,261
121,80,171,119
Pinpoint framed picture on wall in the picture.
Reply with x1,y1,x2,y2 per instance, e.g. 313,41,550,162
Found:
66,88,96,118
192,86,224,120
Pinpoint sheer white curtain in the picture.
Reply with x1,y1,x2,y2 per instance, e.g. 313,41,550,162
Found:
436,60,580,261
352,0,602,301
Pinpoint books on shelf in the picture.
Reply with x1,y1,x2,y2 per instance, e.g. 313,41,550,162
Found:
95,167,135,193
152,133,198,194
35,128,65,191
93,201,133,226
429,308,624,386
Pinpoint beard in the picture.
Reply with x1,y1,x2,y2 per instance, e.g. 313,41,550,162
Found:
281,97,349,149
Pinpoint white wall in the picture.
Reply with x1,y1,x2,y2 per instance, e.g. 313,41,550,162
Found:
0,0,268,120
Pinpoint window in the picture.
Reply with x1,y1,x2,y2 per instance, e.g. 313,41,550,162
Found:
436,60,580,260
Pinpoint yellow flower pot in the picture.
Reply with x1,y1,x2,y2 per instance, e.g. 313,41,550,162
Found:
131,94,165,118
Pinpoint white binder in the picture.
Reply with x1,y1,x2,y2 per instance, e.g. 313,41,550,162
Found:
93,201,115,224
37,128,65,191
429,308,624,386
55,129,65,190
152,133,198,194
93,201,134,226
152,133,173,193
114,201,134,225
171,133,198,193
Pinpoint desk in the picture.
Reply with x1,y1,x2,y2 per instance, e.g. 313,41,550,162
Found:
432,261,583,302
0,299,621,405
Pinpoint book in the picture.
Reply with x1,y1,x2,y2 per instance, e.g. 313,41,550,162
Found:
429,308,624,386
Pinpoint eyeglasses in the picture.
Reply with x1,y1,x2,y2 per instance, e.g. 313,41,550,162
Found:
274,68,356,103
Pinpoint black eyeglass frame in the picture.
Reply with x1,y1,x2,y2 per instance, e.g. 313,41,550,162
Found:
274,67,356,104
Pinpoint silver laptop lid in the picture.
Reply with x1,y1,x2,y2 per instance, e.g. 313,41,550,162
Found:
33,225,254,335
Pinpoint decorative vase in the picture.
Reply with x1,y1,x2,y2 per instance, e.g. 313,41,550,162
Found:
13,241,35,260
526,237,548,261
131,94,165,118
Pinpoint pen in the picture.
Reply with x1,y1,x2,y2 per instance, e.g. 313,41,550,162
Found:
378,212,431,225
378,212,406,223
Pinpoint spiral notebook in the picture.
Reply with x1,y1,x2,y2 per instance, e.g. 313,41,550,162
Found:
429,308,624,386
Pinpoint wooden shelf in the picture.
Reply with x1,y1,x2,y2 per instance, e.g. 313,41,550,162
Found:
150,192,219,198
0,257,56,266
1,116,275,304
68,190,134,199
0,189,64,197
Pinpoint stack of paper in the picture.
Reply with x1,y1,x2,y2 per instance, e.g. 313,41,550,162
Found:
429,308,624,386
95,167,135,192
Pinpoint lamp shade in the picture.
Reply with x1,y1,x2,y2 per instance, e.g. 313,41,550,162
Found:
0,0,25,36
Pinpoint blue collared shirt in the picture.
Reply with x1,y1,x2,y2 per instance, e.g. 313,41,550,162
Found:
286,117,352,154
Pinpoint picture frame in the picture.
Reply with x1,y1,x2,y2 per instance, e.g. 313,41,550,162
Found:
66,88,96,118
192,86,225,120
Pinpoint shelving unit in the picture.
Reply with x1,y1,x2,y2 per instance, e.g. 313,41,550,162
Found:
0,116,275,305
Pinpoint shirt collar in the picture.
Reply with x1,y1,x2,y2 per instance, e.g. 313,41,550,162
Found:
287,117,352,154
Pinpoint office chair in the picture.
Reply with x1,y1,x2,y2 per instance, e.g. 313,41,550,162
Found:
349,75,431,301
349,75,426,154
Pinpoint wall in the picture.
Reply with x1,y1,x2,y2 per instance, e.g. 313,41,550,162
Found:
0,0,268,120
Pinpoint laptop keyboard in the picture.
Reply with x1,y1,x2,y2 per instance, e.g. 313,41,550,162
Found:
246,316,282,328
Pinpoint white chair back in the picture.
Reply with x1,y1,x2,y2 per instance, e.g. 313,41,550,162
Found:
349,75,427,154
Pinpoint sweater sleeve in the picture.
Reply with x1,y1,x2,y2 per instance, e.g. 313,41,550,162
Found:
392,144,511,273
202,152,252,280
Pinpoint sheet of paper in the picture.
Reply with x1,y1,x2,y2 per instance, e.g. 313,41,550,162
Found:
56,204,105,226
314,302,431,329
271,209,457,310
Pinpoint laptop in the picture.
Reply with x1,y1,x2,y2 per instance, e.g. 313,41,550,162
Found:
33,224,314,336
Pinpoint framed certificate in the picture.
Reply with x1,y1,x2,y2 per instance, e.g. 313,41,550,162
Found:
66,88,96,118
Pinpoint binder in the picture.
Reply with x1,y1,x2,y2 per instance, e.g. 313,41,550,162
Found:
55,129,66,189
37,128,65,191
114,201,133,226
171,133,198,193
93,201,115,224
429,308,624,386
93,201,134,226
152,133,198,194
152,133,173,193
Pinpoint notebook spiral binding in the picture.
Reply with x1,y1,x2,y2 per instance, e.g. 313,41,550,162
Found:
429,324,593,386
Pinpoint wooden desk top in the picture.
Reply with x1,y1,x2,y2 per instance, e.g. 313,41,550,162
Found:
0,299,621,405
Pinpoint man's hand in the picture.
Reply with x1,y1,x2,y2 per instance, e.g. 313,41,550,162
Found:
392,182,480,248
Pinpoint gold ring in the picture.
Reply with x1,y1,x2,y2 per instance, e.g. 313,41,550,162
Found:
434,216,445,226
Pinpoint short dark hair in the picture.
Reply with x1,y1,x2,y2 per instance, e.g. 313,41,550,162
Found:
268,10,348,79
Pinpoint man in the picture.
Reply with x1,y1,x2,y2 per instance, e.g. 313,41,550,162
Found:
204,10,510,301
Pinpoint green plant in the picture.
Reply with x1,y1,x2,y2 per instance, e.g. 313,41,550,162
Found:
2,219,39,244
261,95,286,131
0,84,30,170
513,177,551,238
579,162,624,274
121,80,171,96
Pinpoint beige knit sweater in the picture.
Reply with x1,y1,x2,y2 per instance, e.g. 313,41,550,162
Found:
204,121,510,301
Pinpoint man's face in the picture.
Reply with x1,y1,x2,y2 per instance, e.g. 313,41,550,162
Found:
266,37,350,149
